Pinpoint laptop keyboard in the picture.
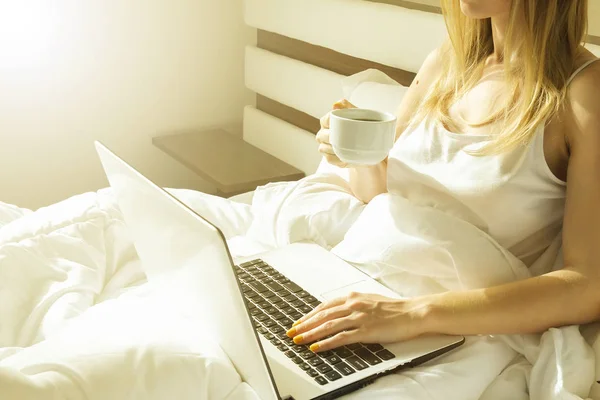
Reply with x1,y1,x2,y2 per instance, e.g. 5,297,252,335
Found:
235,258,396,386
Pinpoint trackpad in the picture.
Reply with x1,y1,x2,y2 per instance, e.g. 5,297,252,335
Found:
320,280,401,300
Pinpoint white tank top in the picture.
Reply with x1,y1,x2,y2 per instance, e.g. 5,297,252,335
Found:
387,59,599,267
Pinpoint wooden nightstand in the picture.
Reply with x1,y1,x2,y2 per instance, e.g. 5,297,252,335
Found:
153,129,305,197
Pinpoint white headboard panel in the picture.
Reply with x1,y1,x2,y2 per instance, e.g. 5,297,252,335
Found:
245,0,446,74
243,106,321,175
245,46,344,120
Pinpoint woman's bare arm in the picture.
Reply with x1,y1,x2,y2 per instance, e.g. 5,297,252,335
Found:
289,61,600,350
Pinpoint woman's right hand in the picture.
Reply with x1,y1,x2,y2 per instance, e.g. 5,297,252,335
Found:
316,99,356,168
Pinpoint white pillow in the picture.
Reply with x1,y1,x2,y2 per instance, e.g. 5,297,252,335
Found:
315,69,409,177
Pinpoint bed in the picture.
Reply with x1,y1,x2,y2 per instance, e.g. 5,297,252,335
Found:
2,0,600,399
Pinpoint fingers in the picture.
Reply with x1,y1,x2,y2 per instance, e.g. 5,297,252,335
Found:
293,296,347,327
320,113,330,130
318,143,334,155
315,129,329,145
319,99,356,129
291,316,357,348
333,99,356,110
290,305,352,337
308,330,361,353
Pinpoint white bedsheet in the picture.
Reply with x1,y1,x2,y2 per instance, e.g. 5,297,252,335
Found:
1,177,599,399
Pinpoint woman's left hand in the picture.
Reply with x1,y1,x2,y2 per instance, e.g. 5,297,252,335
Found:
286,292,432,352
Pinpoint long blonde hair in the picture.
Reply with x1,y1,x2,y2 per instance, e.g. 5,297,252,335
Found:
413,0,589,154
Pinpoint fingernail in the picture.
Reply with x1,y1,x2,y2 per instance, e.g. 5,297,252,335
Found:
310,343,320,352
292,320,300,327
293,335,304,344
286,328,296,338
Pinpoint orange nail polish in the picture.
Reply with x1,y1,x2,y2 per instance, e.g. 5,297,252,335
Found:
286,328,296,338
292,320,300,327
310,343,320,352
293,335,303,344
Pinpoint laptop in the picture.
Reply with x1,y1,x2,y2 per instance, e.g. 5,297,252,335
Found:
95,141,464,400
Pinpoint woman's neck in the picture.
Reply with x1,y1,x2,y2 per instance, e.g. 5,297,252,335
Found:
490,13,510,64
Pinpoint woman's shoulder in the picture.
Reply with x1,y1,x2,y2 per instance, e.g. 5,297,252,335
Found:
568,47,600,89
566,49,600,107
562,48,600,145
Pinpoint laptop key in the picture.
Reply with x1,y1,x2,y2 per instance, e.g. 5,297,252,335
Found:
249,308,262,316
346,343,362,351
316,364,333,373
282,294,297,302
306,369,319,378
296,290,311,298
355,348,383,366
300,351,316,360
292,344,307,353
315,376,328,385
298,305,313,314
263,320,277,328
290,299,305,308
292,356,304,365
281,281,303,293
262,291,277,299
305,295,318,303
257,301,271,309
282,306,296,315
278,318,293,328
277,344,288,352
324,371,342,382
272,300,287,309
376,350,395,361
365,344,384,352
323,355,342,365
333,347,353,358
299,362,311,371
308,358,324,367
239,260,258,267
271,312,286,320
269,325,285,334
285,351,295,358
265,281,284,292
254,314,269,322
333,362,355,376
277,332,289,340
264,307,278,315
282,337,294,346
264,333,274,341
308,300,322,307
249,282,268,293
289,312,303,320
270,338,280,345
257,327,267,335
346,356,368,371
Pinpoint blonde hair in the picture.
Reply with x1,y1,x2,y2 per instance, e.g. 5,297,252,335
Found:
413,0,589,154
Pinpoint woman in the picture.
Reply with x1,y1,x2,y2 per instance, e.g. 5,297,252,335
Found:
286,0,600,359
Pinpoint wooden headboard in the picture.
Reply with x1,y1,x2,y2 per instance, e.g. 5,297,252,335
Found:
242,0,600,175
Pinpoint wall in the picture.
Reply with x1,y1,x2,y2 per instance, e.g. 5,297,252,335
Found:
590,1,600,37
0,0,256,209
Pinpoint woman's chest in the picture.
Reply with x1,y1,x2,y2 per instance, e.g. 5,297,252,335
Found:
446,79,569,181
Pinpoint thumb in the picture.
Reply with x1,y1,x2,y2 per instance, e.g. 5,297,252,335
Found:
332,99,356,110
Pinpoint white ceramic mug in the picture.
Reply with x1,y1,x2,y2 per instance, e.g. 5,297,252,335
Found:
329,108,397,165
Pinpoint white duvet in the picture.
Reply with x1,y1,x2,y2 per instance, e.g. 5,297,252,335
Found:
1,173,599,399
